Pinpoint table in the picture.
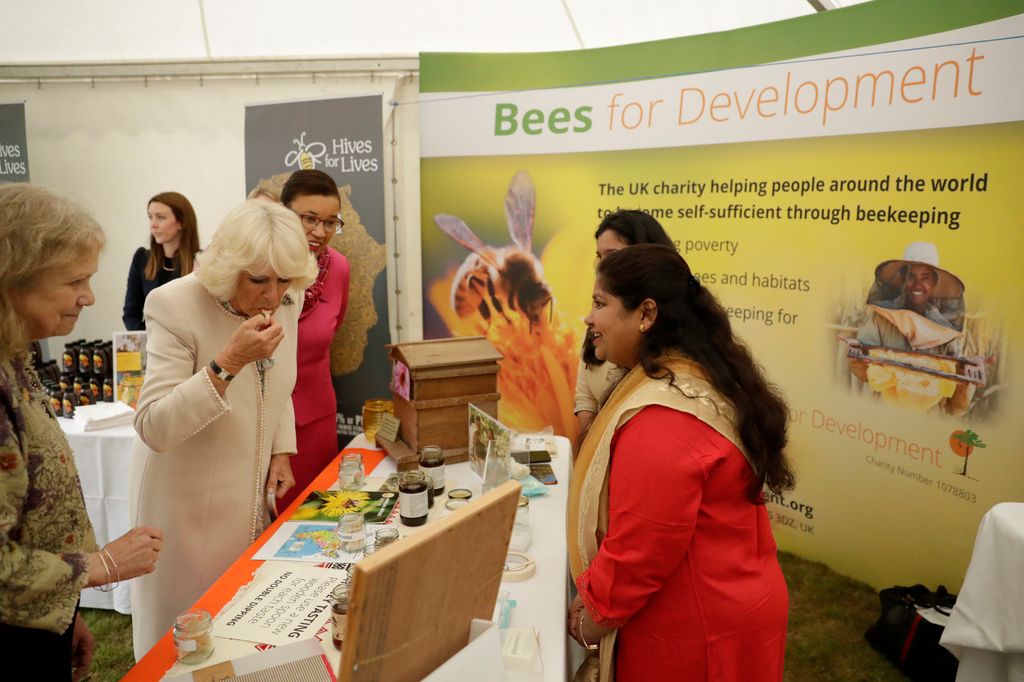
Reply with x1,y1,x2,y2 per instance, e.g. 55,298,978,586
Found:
60,418,137,614
940,503,1024,681
126,435,572,681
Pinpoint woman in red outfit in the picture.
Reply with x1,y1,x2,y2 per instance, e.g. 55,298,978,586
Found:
276,170,351,511
567,244,794,681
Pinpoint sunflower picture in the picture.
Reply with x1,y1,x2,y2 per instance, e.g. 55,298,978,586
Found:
290,490,398,524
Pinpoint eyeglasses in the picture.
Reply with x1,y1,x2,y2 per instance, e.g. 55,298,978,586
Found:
298,213,344,236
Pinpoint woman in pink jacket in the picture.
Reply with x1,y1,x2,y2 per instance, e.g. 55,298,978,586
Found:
278,170,351,510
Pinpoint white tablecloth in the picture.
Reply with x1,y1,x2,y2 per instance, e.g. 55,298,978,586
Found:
941,502,1024,682
60,418,136,614
360,435,572,682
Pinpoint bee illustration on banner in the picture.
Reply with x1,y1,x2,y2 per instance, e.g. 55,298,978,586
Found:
435,171,552,332
285,131,327,170
432,170,579,439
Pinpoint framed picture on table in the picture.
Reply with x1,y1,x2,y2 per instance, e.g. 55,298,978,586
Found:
467,402,511,478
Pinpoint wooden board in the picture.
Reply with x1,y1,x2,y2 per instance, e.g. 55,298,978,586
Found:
413,371,498,401
338,480,521,682
392,392,499,454
376,436,468,470
390,336,503,370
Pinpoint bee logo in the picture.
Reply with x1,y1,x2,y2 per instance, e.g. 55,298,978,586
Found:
284,132,327,170
435,171,553,331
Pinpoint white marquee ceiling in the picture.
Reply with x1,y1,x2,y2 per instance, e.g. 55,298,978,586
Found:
0,0,872,65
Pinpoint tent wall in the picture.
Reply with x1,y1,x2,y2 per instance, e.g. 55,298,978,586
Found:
1,64,425,359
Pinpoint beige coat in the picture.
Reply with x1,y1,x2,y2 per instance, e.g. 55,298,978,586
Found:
128,274,299,659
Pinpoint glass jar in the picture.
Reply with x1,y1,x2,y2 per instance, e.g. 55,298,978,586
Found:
398,470,429,527
419,445,446,494
173,609,215,664
330,585,350,650
339,452,365,491
337,512,366,553
515,495,530,527
424,474,435,509
374,527,400,550
361,399,393,444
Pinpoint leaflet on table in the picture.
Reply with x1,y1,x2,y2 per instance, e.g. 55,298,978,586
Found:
164,639,333,681
253,521,390,563
112,331,147,409
212,564,346,646
291,489,398,524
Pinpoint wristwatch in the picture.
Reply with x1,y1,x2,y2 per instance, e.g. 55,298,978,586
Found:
210,359,235,382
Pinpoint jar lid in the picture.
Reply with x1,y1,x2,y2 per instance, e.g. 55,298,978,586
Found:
448,488,472,500
518,495,529,507
174,609,212,631
445,499,469,511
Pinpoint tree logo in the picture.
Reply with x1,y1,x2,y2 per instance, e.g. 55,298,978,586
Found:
949,429,986,478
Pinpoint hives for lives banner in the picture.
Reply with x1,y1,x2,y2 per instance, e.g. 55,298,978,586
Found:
419,0,1024,589
245,95,388,445
0,102,30,182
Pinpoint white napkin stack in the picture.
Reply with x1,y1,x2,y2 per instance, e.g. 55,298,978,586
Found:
73,401,135,431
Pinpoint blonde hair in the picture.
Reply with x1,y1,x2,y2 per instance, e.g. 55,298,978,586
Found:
195,200,317,301
247,178,281,203
0,184,105,357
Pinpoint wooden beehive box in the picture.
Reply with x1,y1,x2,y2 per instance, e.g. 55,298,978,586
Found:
379,336,502,468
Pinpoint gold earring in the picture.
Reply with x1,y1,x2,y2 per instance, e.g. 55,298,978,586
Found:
639,323,646,333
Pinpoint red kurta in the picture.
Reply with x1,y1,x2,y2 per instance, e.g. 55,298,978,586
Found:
577,405,788,682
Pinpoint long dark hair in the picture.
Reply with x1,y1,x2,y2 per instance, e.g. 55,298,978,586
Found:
583,210,676,366
598,244,794,500
280,169,340,206
145,192,198,280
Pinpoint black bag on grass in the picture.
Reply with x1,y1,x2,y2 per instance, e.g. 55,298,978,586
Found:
865,584,959,682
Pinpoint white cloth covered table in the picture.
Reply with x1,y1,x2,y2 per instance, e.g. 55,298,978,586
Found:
363,435,572,682
941,502,1024,682
60,418,136,614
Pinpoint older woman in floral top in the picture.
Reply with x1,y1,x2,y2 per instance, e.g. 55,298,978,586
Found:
0,184,163,681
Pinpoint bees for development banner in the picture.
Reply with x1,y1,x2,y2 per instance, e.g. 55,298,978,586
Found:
419,0,1024,589
245,95,389,446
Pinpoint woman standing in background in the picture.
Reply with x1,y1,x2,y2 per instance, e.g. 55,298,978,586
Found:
574,209,676,451
122,192,200,330
276,170,351,511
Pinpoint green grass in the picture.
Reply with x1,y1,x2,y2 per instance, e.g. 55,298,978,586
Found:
79,608,135,681
780,552,906,682
81,551,907,681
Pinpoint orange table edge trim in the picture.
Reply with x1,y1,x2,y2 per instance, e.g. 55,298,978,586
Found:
124,447,387,681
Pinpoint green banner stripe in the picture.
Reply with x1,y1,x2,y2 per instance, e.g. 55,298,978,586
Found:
421,0,1022,92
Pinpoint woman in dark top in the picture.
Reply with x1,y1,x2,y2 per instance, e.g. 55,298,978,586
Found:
122,192,199,330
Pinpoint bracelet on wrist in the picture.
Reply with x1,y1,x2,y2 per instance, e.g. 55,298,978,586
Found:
102,547,121,587
93,551,114,593
578,610,599,650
